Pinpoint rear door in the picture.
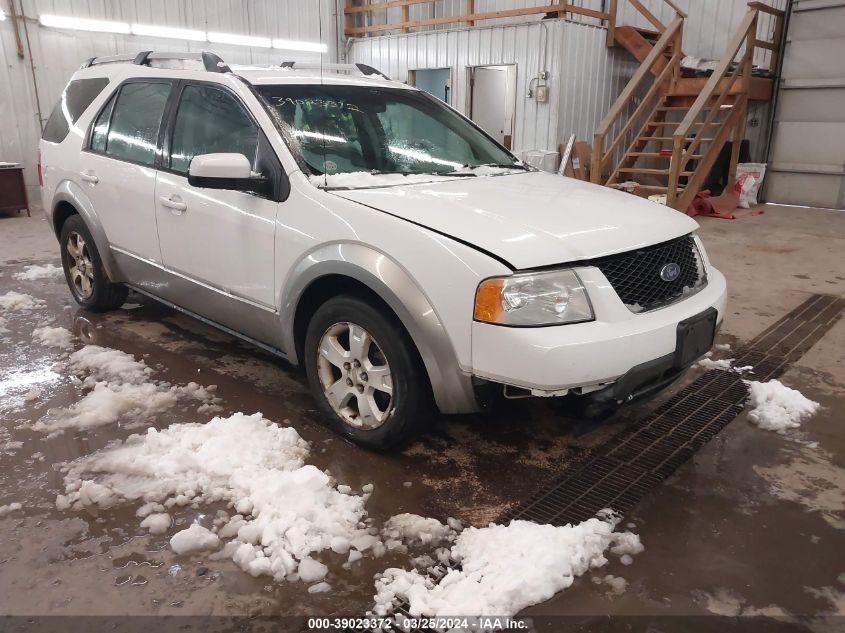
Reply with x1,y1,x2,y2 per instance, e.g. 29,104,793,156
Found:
81,80,173,262
154,80,280,308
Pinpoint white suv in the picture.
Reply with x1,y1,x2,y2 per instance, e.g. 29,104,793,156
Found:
39,51,727,450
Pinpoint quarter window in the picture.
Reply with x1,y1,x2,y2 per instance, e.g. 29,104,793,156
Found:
90,94,116,152
169,84,259,174
42,77,110,143
104,82,171,166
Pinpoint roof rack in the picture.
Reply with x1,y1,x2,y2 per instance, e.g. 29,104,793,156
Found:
278,61,390,80
80,51,231,73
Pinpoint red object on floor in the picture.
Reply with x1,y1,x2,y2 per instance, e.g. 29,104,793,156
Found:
685,190,738,220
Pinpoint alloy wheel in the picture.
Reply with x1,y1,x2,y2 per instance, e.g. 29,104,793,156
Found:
65,231,94,300
316,322,394,429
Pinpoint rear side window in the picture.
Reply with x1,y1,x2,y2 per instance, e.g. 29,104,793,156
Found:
103,82,171,166
90,94,116,152
169,84,259,173
42,78,110,143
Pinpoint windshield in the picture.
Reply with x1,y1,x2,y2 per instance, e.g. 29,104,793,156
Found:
256,85,520,177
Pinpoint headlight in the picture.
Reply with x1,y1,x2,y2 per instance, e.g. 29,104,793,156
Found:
474,269,593,326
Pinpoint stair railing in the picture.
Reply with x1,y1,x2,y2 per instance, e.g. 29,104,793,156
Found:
605,0,687,47
591,16,684,187
666,2,785,210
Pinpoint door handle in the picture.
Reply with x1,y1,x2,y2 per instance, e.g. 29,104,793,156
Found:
159,195,187,214
79,171,99,184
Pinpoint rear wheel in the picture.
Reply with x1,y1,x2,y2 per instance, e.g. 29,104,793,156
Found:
304,295,430,450
60,215,128,312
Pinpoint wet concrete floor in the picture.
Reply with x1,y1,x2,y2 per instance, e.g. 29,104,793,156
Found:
0,205,843,622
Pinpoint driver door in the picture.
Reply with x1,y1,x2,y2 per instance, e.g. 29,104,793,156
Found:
154,81,281,312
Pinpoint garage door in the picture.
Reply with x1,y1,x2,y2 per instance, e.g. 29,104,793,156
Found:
766,0,845,209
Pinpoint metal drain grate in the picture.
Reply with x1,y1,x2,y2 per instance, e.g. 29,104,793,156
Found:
339,295,842,630
502,293,843,526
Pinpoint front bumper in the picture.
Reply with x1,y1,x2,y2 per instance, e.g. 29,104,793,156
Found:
470,265,728,395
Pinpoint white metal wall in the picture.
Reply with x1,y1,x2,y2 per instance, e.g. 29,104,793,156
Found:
0,0,337,209
353,0,788,66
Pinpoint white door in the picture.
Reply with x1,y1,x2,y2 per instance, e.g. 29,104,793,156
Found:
154,82,279,308
81,80,173,262
766,1,845,209
469,65,516,149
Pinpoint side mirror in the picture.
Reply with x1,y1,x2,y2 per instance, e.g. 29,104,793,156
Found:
187,153,269,195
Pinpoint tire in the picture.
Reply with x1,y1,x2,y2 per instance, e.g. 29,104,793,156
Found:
304,294,430,451
59,215,128,312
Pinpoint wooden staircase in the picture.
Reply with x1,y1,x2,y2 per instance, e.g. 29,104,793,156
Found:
592,0,786,211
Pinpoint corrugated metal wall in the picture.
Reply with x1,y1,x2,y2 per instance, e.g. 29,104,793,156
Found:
0,0,336,208
348,0,787,159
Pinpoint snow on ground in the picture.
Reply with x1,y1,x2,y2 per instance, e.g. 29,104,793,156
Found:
0,502,22,517
373,518,643,617
747,379,820,433
696,352,753,373
13,263,63,281
55,412,378,586
382,513,459,547
34,344,218,434
32,326,74,350
170,524,220,554
0,291,45,311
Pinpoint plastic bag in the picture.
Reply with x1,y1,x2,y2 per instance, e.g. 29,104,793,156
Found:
734,163,766,208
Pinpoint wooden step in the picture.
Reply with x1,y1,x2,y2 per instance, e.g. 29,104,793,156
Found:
626,152,705,160
645,121,711,127
618,168,695,177
670,76,774,101
613,25,670,78
656,105,733,112
633,185,687,193
638,136,715,143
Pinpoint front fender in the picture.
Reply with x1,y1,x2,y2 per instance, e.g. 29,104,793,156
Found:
280,243,478,414
52,180,122,282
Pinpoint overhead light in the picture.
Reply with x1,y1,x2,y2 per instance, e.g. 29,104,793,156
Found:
131,24,206,41
39,14,130,34
272,38,327,53
0,9,6,21
208,32,272,48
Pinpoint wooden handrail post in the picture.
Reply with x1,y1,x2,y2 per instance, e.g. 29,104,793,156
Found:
606,0,618,48
770,9,784,73
592,134,605,184
666,136,684,208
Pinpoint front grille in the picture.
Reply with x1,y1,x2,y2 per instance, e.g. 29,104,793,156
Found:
593,234,705,312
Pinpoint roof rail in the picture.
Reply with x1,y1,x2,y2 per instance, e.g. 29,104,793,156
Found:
278,61,390,80
80,51,231,73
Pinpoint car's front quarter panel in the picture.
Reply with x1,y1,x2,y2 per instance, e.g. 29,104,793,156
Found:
276,176,511,413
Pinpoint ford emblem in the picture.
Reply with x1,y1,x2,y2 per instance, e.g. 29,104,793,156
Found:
660,262,681,282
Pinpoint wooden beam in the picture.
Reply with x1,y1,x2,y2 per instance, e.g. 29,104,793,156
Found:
467,0,474,27
344,4,610,36
747,1,785,17
345,0,431,15
402,3,410,32
606,0,618,48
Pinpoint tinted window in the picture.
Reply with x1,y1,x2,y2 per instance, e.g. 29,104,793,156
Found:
170,84,258,174
105,82,171,166
42,78,110,143
90,94,116,152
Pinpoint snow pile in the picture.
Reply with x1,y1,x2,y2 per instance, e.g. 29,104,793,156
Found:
0,291,45,311
373,518,643,617
56,412,377,585
33,326,75,350
747,379,819,433
34,345,218,433
0,316,8,335
0,502,22,517
140,512,171,534
696,352,752,373
170,524,220,554
13,263,63,281
66,345,152,385
382,513,459,547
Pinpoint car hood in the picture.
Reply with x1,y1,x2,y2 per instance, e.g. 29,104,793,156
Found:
330,171,699,270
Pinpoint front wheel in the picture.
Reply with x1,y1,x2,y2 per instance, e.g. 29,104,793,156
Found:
59,215,128,312
304,295,430,451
